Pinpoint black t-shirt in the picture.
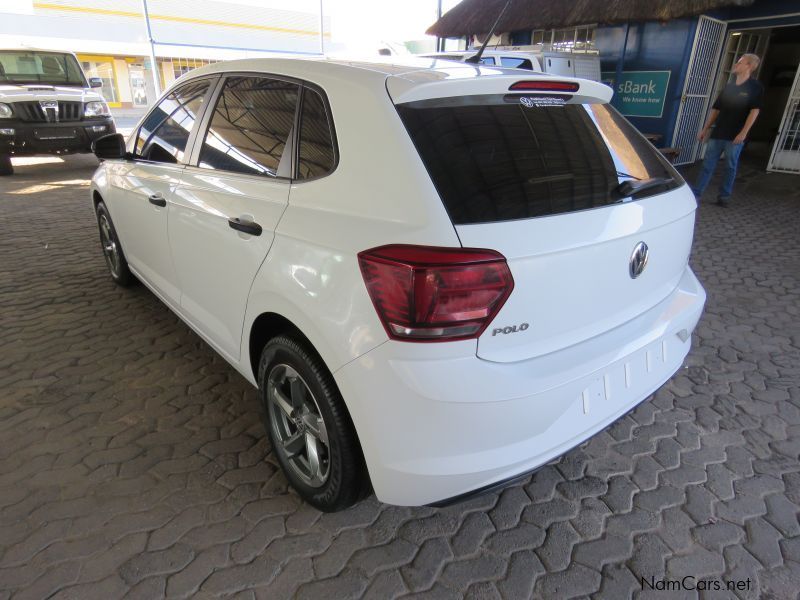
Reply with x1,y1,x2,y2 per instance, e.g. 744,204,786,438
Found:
711,78,764,140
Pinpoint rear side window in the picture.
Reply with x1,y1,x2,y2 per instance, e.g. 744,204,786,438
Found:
135,80,209,163
297,88,336,180
500,57,533,70
198,76,299,177
396,97,682,225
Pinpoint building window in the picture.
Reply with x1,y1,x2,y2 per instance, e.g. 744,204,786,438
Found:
528,26,597,53
510,30,532,46
170,58,218,81
79,57,119,103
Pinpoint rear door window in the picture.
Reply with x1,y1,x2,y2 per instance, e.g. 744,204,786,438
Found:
396,96,681,225
198,76,299,177
135,80,210,164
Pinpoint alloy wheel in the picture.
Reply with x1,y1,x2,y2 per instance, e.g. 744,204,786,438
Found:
267,364,330,487
98,214,120,278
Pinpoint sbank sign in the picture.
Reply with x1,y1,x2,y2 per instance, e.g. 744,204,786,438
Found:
601,71,671,118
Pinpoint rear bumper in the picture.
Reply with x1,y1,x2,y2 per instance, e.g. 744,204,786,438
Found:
335,266,706,506
0,117,115,156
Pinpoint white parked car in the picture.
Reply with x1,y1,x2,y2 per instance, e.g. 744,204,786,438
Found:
90,57,705,511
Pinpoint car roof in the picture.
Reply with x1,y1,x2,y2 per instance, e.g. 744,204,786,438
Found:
178,55,612,105
181,55,537,86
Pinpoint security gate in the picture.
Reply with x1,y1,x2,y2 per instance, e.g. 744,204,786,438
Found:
671,16,727,165
768,64,800,173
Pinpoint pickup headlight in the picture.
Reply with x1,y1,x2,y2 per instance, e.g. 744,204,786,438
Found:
0,103,12,119
84,101,110,117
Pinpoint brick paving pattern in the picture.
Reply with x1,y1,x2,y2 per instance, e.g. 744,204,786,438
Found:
1,154,799,598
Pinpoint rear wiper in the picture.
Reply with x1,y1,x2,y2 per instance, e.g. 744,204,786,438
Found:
614,177,672,198
616,171,641,180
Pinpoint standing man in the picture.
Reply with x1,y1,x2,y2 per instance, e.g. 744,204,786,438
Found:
692,53,763,206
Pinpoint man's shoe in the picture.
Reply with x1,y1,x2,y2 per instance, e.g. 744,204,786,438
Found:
716,196,730,207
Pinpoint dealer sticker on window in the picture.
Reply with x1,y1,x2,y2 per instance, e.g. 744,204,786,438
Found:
520,96,566,108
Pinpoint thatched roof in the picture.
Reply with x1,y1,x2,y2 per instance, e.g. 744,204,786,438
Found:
427,0,755,37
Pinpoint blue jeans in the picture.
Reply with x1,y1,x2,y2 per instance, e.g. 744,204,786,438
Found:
691,138,744,202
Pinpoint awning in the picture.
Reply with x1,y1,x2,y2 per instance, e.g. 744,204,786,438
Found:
426,0,755,37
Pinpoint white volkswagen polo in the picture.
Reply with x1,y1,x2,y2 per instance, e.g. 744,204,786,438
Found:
90,57,705,511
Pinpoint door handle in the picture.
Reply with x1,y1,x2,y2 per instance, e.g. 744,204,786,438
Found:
228,217,262,236
148,193,166,207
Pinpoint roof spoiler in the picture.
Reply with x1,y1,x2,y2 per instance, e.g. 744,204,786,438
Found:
387,72,613,106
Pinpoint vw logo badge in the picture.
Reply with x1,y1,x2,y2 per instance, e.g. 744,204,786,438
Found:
629,242,649,279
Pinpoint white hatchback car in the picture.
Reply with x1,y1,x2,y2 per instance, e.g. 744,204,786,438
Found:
90,57,705,511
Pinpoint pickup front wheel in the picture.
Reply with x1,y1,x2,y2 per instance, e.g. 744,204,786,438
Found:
0,155,13,176
258,335,369,512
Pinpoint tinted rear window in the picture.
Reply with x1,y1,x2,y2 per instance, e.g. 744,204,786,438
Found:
396,97,682,225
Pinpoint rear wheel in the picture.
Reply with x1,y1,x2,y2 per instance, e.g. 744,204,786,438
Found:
95,201,133,286
0,155,13,176
258,335,368,511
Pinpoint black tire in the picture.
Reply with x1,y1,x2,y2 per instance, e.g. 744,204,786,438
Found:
95,200,133,287
258,334,369,511
0,154,13,176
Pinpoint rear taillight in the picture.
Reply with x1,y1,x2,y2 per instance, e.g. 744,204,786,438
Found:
358,245,514,342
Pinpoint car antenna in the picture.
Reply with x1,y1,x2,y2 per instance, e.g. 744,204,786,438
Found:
465,0,512,64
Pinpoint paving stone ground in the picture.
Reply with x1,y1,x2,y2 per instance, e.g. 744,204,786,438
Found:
1,153,799,599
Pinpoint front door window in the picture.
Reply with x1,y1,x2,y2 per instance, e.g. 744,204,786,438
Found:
135,79,211,163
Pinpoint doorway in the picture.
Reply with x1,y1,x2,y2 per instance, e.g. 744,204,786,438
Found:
707,25,800,172
128,63,149,107
759,27,800,172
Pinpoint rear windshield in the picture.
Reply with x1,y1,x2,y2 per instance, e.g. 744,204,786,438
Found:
396,96,682,225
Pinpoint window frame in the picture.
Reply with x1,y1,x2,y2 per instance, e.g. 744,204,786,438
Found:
129,75,220,166
183,71,339,184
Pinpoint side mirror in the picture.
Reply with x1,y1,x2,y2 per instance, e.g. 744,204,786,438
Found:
92,133,128,160
89,77,103,88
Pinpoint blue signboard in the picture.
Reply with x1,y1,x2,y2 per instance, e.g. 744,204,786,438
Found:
601,71,672,118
